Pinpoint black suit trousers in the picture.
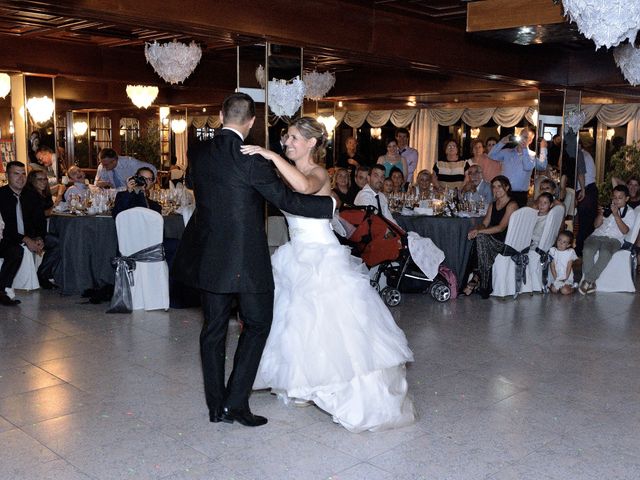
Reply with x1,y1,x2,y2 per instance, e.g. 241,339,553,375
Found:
0,241,24,289
200,290,274,412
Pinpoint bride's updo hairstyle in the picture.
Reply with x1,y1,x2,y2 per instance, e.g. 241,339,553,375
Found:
289,116,328,164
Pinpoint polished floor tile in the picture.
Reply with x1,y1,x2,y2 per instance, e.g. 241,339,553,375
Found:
1,288,640,479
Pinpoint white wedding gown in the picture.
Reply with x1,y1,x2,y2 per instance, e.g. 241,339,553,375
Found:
253,212,416,433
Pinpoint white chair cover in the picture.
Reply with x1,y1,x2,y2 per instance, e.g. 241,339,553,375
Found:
0,245,41,291
115,207,169,310
529,205,566,292
491,207,539,297
593,205,640,292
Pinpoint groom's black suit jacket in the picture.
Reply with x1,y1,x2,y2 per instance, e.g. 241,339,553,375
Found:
172,128,333,293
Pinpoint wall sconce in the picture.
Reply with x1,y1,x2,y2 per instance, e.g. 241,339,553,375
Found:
317,115,337,138
9,120,14,135
73,121,88,137
470,128,480,139
126,85,159,109
0,73,10,98
26,96,54,123
171,118,187,134
370,127,382,140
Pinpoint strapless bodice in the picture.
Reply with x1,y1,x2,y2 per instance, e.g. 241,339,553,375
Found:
284,212,335,244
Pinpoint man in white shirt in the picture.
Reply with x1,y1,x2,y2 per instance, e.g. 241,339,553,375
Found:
579,184,636,294
396,128,418,184
354,164,398,226
94,148,157,189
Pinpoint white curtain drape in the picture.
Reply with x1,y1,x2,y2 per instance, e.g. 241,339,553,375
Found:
409,109,438,175
175,130,187,170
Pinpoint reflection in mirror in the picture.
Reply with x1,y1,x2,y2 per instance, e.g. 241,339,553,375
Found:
537,89,565,200
0,72,14,179
237,44,267,147
72,112,90,168
266,43,302,155
24,75,56,178
561,89,582,232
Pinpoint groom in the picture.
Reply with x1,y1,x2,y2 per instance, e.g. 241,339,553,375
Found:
172,93,333,427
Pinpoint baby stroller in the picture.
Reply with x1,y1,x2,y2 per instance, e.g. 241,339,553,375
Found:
335,206,452,306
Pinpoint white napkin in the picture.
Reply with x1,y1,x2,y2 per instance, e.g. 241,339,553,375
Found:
407,232,445,280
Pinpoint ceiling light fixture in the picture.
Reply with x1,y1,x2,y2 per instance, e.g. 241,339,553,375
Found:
0,73,10,98
145,40,202,84
126,85,159,109
26,96,54,123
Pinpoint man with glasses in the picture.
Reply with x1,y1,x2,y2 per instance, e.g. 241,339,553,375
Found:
94,148,157,190
111,167,161,218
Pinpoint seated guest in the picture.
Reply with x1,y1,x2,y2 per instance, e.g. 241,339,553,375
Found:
354,164,398,226
612,176,640,209
531,192,554,249
0,162,49,304
549,230,577,295
433,139,470,191
464,175,519,298
63,166,89,203
389,167,407,193
461,164,493,203
94,148,157,189
347,165,369,203
331,168,353,209
382,178,394,196
410,170,434,197
111,167,161,218
579,185,635,295
27,170,62,217
538,178,564,208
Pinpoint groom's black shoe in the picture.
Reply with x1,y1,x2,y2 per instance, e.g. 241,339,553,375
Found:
209,407,223,423
220,407,268,427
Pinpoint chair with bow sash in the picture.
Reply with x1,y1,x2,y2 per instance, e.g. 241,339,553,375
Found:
0,245,41,292
589,205,640,293
112,207,169,311
491,207,538,298
528,205,566,292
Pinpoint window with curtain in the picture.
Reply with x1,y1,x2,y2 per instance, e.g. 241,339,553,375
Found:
90,114,112,167
119,117,140,156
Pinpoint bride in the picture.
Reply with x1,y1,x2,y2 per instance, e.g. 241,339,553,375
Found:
241,117,415,433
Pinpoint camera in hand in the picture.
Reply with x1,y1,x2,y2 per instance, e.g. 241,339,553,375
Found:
131,175,148,187
602,206,612,217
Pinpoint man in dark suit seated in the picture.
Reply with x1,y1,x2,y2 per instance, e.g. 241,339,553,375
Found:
111,167,161,218
0,161,47,306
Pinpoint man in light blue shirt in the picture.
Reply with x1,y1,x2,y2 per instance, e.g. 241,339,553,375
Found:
489,128,547,207
94,148,157,189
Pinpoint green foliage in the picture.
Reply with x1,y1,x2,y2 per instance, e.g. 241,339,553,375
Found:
599,141,640,203
122,119,161,168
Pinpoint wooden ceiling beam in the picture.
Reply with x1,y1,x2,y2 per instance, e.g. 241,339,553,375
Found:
467,0,565,32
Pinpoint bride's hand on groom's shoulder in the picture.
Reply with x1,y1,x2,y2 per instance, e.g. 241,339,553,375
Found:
240,145,273,160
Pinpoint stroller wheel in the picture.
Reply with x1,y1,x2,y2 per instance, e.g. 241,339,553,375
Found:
430,282,451,302
384,288,402,307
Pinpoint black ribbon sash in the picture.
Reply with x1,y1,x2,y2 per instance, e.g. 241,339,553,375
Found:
107,243,165,313
535,247,553,292
502,244,530,298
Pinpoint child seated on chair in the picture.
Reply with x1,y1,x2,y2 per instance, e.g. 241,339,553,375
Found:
549,230,577,295
531,192,554,249
579,185,635,295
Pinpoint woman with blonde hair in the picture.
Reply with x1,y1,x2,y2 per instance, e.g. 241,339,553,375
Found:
330,167,352,208
241,116,415,433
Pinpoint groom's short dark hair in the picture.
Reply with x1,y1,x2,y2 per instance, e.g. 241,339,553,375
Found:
222,93,255,124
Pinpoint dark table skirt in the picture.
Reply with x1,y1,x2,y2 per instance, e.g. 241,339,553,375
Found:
393,213,480,288
49,214,185,295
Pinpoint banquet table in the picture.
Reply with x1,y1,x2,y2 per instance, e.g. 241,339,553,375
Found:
393,213,481,288
49,213,185,296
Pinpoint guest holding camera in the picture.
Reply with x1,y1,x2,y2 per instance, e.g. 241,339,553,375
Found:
578,185,635,295
111,167,161,218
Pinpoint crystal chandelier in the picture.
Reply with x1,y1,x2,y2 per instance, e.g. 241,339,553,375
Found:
317,114,337,137
614,43,640,86
26,96,54,123
256,65,266,89
562,0,640,49
303,70,335,100
126,85,159,109
171,118,187,134
564,109,586,133
0,73,10,98
268,77,306,117
145,40,202,84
